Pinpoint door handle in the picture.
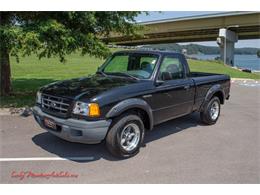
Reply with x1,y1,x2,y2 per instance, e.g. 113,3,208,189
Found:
184,85,190,90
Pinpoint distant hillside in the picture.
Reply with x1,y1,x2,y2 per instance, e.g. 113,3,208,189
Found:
140,43,260,55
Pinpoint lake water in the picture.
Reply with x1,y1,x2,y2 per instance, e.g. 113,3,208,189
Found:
190,54,260,71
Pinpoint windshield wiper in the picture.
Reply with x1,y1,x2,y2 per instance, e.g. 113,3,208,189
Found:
109,72,140,80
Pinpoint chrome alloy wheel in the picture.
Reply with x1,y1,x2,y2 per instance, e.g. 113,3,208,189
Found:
210,101,220,120
120,123,140,152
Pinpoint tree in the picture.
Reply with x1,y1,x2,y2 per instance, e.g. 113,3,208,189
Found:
0,11,142,96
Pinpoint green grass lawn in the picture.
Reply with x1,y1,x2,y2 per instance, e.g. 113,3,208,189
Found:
188,59,260,79
1,53,259,108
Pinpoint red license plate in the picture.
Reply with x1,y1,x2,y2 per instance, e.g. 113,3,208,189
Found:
44,118,56,130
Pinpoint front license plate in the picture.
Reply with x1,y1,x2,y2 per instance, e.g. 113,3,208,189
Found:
44,117,56,130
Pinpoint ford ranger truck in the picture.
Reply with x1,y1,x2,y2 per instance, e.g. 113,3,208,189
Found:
33,50,230,158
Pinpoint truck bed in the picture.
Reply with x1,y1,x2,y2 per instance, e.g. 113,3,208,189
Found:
189,72,230,84
187,72,230,112
189,72,224,77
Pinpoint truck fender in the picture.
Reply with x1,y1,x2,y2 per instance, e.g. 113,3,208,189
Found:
106,98,154,130
199,84,225,112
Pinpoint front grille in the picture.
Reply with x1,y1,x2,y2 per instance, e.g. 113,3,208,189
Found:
41,94,71,117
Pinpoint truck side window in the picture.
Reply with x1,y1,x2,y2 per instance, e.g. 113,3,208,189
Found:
140,56,157,74
158,56,184,81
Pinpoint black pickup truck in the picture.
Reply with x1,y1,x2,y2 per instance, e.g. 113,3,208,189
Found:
33,50,230,158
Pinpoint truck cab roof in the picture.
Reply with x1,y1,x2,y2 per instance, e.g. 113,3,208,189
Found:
114,49,184,57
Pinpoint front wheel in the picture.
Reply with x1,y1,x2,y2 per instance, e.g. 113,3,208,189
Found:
200,96,221,125
106,113,145,158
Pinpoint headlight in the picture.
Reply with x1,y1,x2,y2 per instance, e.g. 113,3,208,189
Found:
36,91,42,104
72,101,100,117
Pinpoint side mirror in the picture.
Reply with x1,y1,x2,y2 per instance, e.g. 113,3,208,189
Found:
155,80,164,86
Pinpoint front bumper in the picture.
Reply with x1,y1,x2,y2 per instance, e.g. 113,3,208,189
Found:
33,106,111,144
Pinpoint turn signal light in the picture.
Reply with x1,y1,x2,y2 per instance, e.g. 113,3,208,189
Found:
88,103,100,117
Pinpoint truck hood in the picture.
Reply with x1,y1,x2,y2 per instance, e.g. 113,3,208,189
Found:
41,74,137,100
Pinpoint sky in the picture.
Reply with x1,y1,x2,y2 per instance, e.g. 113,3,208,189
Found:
135,12,260,48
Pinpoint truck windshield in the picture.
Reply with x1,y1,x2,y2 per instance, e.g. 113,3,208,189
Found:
102,53,159,79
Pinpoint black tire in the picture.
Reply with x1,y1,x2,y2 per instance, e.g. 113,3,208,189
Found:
106,113,145,158
200,96,221,125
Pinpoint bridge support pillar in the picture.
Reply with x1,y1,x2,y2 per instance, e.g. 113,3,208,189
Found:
217,28,238,66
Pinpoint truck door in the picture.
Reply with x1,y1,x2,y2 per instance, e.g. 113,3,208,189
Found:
152,54,195,125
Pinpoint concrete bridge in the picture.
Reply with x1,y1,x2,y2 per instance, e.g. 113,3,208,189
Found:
106,12,260,66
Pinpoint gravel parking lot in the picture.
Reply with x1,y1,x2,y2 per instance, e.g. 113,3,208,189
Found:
0,81,259,183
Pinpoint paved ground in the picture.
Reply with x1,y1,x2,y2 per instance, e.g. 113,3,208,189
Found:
0,81,259,183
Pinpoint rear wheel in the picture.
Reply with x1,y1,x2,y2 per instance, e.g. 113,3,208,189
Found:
106,113,145,158
200,96,221,125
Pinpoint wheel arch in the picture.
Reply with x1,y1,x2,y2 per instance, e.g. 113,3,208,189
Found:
106,98,154,130
212,91,224,104
200,84,225,112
